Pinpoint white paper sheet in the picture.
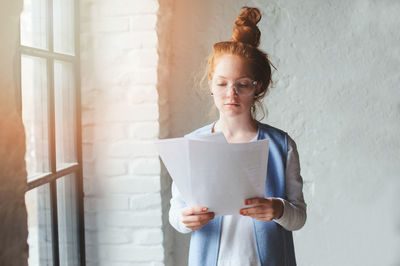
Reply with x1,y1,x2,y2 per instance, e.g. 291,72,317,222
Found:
155,134,269,216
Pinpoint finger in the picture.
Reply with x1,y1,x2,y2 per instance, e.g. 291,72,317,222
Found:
183,213,215,229
182,212,215,224
181,206,208,216
244,197,269,205
184,219,211,228
240,206,271,216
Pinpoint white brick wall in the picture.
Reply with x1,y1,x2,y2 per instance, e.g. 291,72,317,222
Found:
80,0,163,264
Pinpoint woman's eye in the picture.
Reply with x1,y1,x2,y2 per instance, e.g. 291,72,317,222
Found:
216,83,226,87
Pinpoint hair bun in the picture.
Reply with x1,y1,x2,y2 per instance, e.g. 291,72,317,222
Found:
232,7,262,47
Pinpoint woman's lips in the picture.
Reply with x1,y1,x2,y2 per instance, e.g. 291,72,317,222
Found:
224,103,240,106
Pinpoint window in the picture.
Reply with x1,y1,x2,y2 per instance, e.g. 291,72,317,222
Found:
19,0,85,265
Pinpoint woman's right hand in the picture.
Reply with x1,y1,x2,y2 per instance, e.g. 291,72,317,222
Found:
181,206,215,231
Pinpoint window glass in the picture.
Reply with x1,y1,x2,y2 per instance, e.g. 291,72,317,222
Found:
21,55,50,180
54,60,77,169
53,0,75,55
26,184,54,266
57,174,80,265
20,0,49,50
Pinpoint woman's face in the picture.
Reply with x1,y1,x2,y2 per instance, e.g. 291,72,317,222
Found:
210,54,258,118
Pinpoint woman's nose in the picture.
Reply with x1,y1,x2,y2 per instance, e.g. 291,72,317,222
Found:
226,83,238,96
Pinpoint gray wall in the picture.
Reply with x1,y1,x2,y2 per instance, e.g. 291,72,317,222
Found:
164,0,400,265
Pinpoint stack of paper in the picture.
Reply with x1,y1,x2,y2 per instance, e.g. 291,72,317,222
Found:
155,133,269,216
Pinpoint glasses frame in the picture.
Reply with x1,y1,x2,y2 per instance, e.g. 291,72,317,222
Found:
211,77,258,96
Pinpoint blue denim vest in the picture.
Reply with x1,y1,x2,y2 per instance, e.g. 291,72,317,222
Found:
186,122,296,266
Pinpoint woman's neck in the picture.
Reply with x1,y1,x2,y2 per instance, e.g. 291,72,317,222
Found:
213,114,258,143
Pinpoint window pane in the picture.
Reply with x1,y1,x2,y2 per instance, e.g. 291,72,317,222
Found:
26,184,54,266
53,0,75,55
21,55,50,180
54,60,77,169
57,174,80,265
20,0,48,49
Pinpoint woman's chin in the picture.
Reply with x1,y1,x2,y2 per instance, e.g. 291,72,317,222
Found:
220,109,245,117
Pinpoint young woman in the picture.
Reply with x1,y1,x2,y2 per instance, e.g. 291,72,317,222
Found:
169,7,306,266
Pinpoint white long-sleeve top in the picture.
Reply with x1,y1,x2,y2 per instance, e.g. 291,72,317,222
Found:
169,134,307,266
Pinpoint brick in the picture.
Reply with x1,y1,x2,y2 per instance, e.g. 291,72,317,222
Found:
133,67,158,85
113,68,158,88
85,244,99,262
81,89,105,110
132,228,163,245
97,244,164,262
82,125,94,143
84,124,128,142
83,162,96,178
137,50,159,68
84,230,97,245
95,158,128,177
128,86,158,104
86,228,132,246
81,18,130,33
88,65,136,87
134,262,164,266
97,262,133,266
129,157,160,175
90,32,157,50
85,262,98,266
91,175,161,195
84,195,130,212
96,87,132,105
82,143,94,162
81,50,128,74
131,15,157,30
102,104,159,122
79,33,95,54
101,210,162,228
97,229,132,244
134,49,158,69
120,49,158,68
90,31,158,50
84,212,98,230
83,177,92,194
129,122,159,139
99,0,159,16
109,141,158,157
129,193,161,211
82,109,95,126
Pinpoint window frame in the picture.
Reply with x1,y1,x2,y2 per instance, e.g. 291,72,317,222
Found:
18,0,85,265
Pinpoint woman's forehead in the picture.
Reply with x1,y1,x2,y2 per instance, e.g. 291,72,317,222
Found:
213,54,254,78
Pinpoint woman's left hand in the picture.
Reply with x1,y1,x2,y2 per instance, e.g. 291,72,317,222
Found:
239,197,284,222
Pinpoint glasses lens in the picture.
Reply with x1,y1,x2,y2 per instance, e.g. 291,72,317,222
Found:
212,78,256,95
234,78,255,95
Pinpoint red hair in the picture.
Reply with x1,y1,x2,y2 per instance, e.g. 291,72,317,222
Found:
207,7,274,119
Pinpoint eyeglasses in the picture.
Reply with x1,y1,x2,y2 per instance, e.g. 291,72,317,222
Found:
211,77,258,96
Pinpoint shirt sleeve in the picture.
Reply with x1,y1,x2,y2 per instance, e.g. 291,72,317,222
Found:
169,182,192,234
273,135,307,231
